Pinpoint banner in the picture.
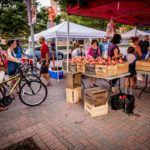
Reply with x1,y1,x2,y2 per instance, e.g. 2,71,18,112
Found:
26,0,36,25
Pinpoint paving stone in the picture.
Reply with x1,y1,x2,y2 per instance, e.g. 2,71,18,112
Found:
0,77,149,150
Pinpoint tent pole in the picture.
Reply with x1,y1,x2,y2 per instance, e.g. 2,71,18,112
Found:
67,15,70,72
56,37,59,83
135,25,137,36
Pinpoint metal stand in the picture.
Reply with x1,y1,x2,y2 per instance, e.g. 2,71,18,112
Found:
139,75,150,98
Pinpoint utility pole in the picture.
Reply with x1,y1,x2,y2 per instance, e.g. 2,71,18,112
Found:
27,0,37,67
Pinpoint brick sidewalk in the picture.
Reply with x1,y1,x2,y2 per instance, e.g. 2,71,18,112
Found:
0,77,150,150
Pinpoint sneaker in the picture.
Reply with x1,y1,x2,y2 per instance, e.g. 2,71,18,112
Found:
45,81,52,87
129,89,133,95
122,90,127,94
112,87,118,93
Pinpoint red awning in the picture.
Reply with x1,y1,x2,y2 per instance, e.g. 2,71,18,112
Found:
67,0,150,27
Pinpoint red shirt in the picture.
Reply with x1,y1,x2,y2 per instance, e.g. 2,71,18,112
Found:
41,43,49,59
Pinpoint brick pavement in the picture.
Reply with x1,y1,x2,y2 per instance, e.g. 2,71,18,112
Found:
0,76,150,150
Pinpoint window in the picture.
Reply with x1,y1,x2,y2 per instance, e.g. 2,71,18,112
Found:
35,47,41,51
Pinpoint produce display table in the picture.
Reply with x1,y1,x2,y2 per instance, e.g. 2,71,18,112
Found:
82,73,130,101
66,71,130,101
136,71,150,99
82,73,130,90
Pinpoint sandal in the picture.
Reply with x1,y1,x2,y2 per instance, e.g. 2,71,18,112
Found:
0,106,8,111
93,84,99,87
90,85,94,88
112,87,118,93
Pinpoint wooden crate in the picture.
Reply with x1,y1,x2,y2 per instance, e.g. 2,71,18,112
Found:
62,60,67,70
117,62,129,75
66,87,81,104
84,87,108,107
84,101,108,117
86,64,95,75
66,72,81,89
77,63,86,73
95,65,117,77
69,62,77,72
136,61,150,72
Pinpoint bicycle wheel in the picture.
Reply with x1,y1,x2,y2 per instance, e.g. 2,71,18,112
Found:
0,86,13,106
19,80,47,106
26,66,41,77
19,74,41,89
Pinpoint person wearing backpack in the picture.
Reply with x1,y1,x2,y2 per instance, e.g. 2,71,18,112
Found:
14,38,28,59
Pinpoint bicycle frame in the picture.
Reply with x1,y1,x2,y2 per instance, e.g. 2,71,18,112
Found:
1,73,22,96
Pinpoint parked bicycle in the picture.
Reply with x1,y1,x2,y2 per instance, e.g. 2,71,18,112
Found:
22,56,41,77
0,64,47,107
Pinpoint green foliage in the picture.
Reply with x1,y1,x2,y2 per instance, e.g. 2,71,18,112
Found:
53,15,62,24
54,0,90,12
33,7,49,34
0,0,30,39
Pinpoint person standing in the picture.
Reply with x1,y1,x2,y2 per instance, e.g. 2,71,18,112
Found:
139,36,149,60
51,41,56,67
102,36,110,58
72,42,84,57
98,41,103,57
108,34,123,92
130,37,143,86
14,38,28,58
130,37,142,60
7,40,22,96
124,47,136,95
71,42,76,58
87,39,100,88
39,37,51,87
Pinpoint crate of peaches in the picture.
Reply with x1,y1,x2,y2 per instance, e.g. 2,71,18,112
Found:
65,57,129,76
136,58,150,72
95,57,129,76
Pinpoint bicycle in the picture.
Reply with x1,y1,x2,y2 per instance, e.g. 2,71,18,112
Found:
0,64,47,107
22,56,41,78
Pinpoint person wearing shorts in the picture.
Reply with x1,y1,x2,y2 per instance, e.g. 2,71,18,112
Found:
124,47,137,95
39,37,51,87
0,47,7,111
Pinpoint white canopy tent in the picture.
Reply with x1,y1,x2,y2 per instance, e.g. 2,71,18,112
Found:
122,28,150,39
29,21,106,42
29,21,106,81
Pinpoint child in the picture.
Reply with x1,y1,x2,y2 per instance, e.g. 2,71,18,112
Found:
124,47,136,94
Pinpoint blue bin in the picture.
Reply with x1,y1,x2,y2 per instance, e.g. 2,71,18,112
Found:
49,70,63,79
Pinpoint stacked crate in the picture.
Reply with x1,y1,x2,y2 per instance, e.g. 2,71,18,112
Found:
117,62,129,75
62,60,67,70
86,64,95,75
84,87,108,117
77,63,86,73
136,61,150,72
69,62,77,72
66,72,82,103
95,65,118,77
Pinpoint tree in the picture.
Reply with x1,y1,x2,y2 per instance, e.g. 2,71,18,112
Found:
0,0,30,39
33,7,49,34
